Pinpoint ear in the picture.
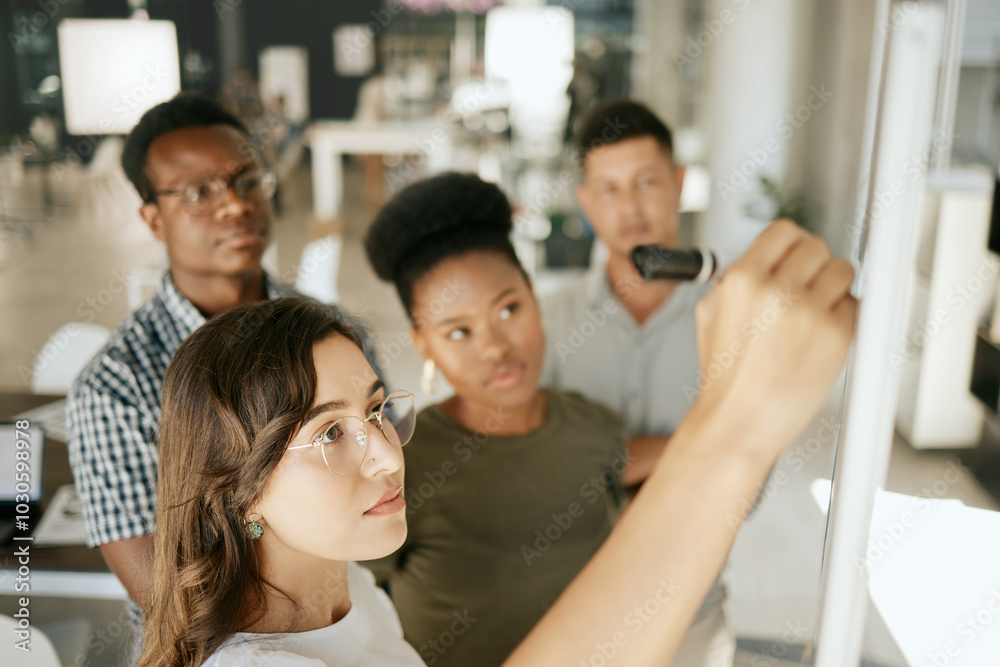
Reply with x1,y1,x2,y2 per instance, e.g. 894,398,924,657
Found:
673,165,687,193
576,183,595,222
410,324,430,361
140,202,168,243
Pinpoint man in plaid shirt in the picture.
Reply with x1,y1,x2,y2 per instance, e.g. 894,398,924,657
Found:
66,94,362,635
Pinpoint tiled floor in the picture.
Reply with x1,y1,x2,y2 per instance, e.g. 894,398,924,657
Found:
1,153,996,666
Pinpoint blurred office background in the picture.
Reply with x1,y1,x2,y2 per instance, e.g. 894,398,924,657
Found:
2,1,1000,665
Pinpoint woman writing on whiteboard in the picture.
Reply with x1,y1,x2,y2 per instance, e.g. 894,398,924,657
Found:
138,219,855,666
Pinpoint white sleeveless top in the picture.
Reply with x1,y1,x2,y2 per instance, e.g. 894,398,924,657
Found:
201,563,426,666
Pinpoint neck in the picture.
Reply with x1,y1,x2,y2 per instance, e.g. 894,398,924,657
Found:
444,390,548,436
171,267,267,317
605,252,676,326
246,551,351,634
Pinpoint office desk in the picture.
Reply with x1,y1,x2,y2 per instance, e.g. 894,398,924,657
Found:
306,119,450,223
0,393,124,599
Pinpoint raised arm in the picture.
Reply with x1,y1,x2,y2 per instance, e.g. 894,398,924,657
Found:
621,435,669,487
506,220,856,665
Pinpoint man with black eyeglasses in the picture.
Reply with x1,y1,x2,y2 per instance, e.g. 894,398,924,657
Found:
66,93,368,643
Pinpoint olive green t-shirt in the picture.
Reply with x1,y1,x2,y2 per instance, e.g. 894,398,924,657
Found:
363,388,627,667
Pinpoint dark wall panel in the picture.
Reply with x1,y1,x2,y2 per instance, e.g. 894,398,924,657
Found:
244,0,381,119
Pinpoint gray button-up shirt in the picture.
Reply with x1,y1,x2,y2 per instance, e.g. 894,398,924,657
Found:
539,262,728,623
540,263,710,436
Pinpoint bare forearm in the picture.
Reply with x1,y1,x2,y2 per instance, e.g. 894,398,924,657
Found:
99,535,155,608
622,435,670,487
506,403,770,665
506,220,856,665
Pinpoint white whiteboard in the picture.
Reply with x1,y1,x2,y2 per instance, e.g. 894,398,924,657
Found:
815,3,946,666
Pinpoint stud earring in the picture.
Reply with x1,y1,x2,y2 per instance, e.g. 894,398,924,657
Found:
244,513,264,540
421,359,438,396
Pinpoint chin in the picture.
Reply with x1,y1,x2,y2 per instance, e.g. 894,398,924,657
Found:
356,522,408,562
490,381,542,409
217,255,264,277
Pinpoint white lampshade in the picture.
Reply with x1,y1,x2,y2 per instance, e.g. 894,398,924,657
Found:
58,19,181,135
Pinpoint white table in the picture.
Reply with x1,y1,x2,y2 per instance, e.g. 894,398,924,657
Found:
306,119,451,223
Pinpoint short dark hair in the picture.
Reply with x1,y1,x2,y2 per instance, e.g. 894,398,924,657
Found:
364,172,523,320
121,93,250,203
575,99,674,166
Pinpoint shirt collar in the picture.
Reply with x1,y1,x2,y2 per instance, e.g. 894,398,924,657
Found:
156,270,289,339
585,258,707,331
157,272,207,341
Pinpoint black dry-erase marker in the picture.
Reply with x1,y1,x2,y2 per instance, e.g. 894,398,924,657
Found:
631,246,718,283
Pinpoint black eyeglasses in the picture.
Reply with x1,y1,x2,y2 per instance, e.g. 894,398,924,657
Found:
152,169,277,214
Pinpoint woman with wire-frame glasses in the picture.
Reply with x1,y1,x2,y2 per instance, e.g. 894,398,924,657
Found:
137,217,855,667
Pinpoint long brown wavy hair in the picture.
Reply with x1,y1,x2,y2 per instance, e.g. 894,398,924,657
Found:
138,297,371,667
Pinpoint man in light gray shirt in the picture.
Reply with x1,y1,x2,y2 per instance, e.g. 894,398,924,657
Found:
540,100,734,667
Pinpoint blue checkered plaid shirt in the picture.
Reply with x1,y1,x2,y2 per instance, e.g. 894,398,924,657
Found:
66,271,380,640
67,272,302,550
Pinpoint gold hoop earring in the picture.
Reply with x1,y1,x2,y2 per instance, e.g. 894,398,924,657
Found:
244,513,264,540
421,359,438,396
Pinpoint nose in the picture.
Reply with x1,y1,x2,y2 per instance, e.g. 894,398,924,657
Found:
478,323,510,363
213,182,254,221
362,421,404,478
618,185,642,220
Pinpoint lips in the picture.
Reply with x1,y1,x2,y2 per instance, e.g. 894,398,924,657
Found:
364,485,405,516
487,361,525,389
622,225,649,239
219,229,264,248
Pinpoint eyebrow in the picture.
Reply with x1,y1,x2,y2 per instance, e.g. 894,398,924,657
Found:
593,165,664,183
434,287,518,327
301,378,385,425
175,161,257,188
